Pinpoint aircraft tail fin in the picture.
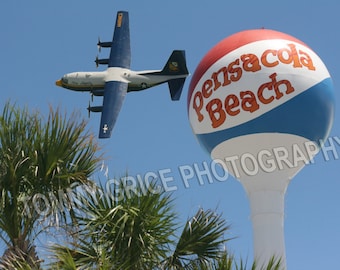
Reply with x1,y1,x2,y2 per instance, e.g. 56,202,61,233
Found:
160,50,189,76
160,50,189,101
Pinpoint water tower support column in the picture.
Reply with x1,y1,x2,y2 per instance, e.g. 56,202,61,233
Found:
247,188,287,269
240,174,290,270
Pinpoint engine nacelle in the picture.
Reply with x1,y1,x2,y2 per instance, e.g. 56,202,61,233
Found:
87,105,103,113
98,41,112,48
95,57,109,67
91,89,104,96
97,38,112,52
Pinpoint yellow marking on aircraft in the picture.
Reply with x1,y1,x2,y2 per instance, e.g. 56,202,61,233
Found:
117,13,123,27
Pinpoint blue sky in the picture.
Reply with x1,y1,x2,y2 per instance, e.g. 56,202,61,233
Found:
1,1,339,269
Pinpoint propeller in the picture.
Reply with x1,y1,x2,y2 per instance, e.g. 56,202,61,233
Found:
97,37,112,52
95,55,99,68
97,37,102,53
87,101,91,118
94,56,109,68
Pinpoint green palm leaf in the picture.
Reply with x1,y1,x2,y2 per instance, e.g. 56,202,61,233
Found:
162,208,231,269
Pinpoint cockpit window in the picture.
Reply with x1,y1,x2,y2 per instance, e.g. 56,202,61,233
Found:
62,77,68,84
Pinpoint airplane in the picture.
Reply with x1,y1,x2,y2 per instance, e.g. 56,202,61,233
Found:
56,11,189,139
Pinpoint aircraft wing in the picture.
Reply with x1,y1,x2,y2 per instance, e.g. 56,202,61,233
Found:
99,81,128,138
99,11,131,138
108,11,131,68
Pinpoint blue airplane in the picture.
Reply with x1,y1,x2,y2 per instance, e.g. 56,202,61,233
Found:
56,11,189,138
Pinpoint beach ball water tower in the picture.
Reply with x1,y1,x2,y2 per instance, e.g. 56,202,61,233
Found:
187,29,334,268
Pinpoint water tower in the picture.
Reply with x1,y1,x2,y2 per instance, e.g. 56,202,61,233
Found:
187,29,334,268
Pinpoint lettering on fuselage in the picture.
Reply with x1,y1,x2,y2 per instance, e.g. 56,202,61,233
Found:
191,43,316,129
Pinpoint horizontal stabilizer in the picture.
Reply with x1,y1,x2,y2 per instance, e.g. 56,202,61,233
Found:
168,78,185,101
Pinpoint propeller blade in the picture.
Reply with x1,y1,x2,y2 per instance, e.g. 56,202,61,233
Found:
97,37,102,53
95,55,99,68
87,101,91,118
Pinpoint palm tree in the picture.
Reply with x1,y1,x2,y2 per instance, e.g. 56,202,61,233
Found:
50,180,230,270
0,102,101,269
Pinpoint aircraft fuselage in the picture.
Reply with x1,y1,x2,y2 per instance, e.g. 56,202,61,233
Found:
56,68,187,95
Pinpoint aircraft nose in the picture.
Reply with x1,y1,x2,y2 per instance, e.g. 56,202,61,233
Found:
55,79,63,87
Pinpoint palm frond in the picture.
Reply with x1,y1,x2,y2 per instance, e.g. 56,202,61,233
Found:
162,208,231,269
